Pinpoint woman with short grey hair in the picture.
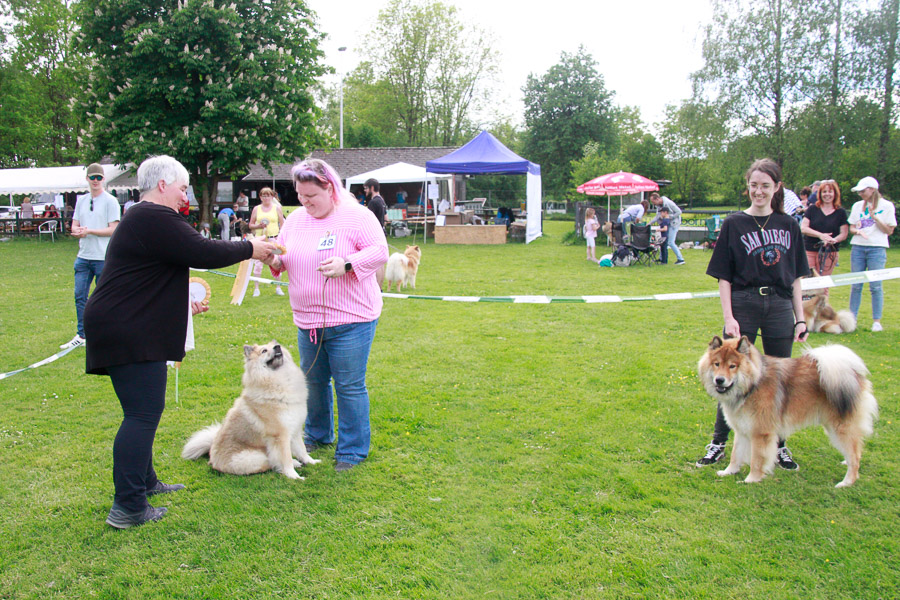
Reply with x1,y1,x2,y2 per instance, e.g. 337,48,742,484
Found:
84,155,276,529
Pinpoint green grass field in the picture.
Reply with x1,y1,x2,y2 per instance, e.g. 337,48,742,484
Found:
1,221,898,599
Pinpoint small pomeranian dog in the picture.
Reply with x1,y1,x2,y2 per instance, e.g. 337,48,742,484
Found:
698,336,878,487
384,245,421,292
803,291,856,334
182,341,320,479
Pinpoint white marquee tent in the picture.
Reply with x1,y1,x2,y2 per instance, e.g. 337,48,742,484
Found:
0,164,131,206
344,161,449,189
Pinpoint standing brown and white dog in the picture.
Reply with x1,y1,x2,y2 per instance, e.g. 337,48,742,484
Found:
698,336,878,487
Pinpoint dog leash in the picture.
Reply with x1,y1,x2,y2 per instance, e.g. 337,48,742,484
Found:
304,278,329,376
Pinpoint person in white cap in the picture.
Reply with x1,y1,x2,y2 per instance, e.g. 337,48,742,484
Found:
847,176,896,331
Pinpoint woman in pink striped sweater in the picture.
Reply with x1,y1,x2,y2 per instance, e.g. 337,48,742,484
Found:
264,158,388,472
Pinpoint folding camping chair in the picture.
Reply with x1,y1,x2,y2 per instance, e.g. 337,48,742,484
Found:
609,221,625,247
627,223,660,266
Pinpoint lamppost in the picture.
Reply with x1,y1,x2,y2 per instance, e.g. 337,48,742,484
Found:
338,46,347,149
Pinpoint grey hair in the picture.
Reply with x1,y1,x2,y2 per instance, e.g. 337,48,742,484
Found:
137,155,190,193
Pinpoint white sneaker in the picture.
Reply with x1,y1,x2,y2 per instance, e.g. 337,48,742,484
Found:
252,288,260,297
60,335,85,349
275,286,285,296
871,322,883,332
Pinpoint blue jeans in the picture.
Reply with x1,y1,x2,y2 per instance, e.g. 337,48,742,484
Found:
849,246,887,320
667,222,684,262
74,257,105,337
298,320,378,465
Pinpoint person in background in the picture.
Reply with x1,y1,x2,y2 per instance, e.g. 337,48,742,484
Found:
363,178,387,287
199,222,211,239
583,207,600,262
43,203,60,220
217,204,235,241
84,155,275,529
808,180,821,205
800,179,848,290
248,186,286,297
847,176,897,332
783,188,804,221
263,158,388,473
649,192,685,265
61,164,121,350
697,158,809,470
656,207,671,264
617,199,649,225
235,190,250,220
799,186,811,212
20,196,34,224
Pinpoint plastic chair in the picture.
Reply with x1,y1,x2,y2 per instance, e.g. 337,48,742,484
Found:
627,223,660,265
38,219,58,242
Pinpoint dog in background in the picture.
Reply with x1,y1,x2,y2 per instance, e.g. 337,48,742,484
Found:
182,341,320,479
803,291,856,334
384,245,421,292
698,336,877,487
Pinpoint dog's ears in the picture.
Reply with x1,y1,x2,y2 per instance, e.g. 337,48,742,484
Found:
243,344,255,358
737,336,754,354
709,336,723,349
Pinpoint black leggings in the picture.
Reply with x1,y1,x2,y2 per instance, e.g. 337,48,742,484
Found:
711,290,794,446
107,362,167,512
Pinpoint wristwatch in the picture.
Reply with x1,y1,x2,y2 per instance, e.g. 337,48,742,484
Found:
344,262,352,273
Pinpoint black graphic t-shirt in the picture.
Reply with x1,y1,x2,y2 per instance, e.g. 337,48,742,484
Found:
802,205,848,251
706,212,810,296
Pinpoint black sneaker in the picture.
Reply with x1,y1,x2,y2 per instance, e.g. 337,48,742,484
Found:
147,481,185,496
675,260,685,265
696,442,725,466
776,447,800,470
106,504,168,529
334,462,356,473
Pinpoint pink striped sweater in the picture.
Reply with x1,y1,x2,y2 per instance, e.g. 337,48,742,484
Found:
274,201,388,329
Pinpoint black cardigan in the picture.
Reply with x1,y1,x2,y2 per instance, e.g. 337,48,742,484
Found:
84,202,253,375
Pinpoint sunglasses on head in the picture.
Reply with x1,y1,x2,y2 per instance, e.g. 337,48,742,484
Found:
293,167,328,185
88,175,103,181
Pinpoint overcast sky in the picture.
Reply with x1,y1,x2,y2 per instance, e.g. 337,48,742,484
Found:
305,0,713,131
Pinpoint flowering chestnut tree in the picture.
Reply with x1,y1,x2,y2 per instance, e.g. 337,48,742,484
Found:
76,0,326,224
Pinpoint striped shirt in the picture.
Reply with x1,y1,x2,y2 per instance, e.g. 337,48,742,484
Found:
275,200,388,329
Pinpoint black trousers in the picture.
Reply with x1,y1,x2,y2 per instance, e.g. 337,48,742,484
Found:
712,290,794,445
107,362,167,512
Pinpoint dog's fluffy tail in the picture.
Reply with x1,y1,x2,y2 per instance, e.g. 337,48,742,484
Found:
181,423,221,460
806,345,878,426
837,310,856,333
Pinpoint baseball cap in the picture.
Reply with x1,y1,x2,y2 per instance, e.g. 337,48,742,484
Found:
851,176,879,192
86,163,104,178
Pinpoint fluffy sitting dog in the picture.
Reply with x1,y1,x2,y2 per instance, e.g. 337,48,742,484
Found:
698,336,878,487
182,341,320,479
384,245,421,292
803,291,857,334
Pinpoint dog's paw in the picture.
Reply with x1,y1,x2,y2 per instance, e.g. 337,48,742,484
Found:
298,456,321,465
717,467,740,477
284,469,305,480
742,474,763,483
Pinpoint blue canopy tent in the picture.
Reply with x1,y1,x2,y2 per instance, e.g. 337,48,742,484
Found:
426,130,542,243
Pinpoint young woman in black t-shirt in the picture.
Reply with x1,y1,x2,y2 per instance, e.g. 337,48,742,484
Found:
696,159,810,469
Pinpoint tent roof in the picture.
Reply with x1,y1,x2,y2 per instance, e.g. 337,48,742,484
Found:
344,162,449,187
0,164,129,195
426,130,540,175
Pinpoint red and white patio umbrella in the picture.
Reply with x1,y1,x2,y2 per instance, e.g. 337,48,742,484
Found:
577,171,659,222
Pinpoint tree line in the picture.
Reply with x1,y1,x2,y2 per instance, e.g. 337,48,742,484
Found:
0,0,897,219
